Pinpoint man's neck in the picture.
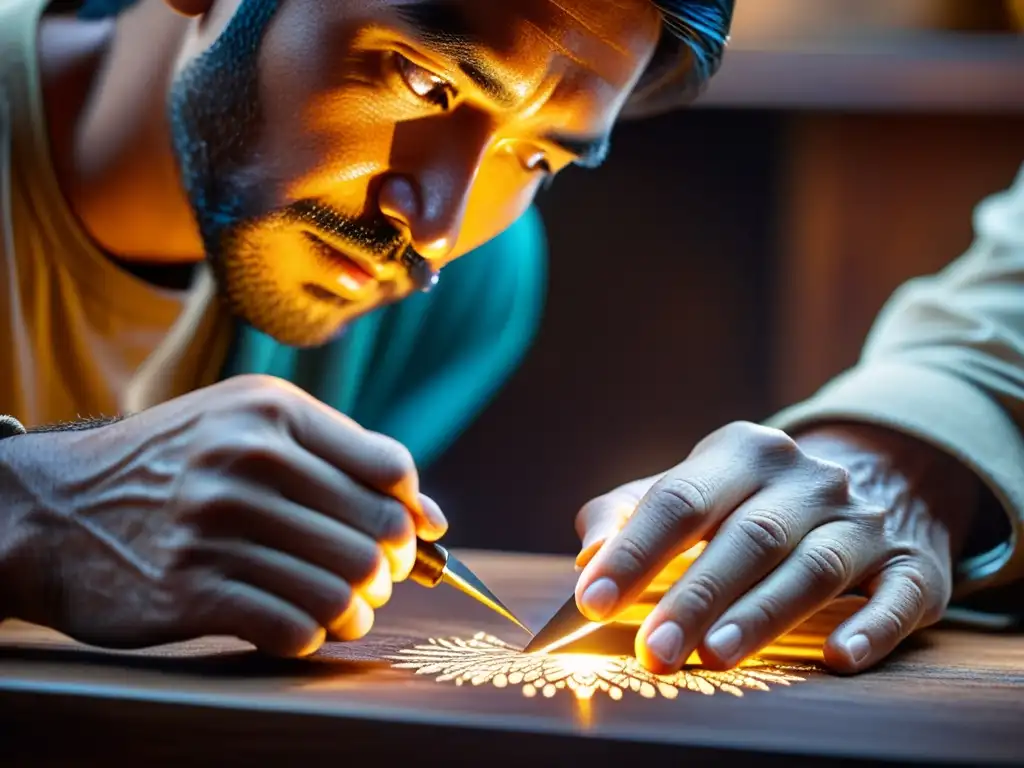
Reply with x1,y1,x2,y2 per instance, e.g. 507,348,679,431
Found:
39,1,205,265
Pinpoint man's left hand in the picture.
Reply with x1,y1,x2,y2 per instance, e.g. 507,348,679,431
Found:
573,421,980,675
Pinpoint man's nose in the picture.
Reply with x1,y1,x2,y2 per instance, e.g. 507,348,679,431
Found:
377,115,493,263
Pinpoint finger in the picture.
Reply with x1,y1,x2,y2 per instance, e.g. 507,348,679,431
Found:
574,494,638,571
186,538,360,628
198,487,386,597
630,486,832,671
824,560,941,674
678,523,868,673
192,579,326,658
330,594,376,642
261,444,420,580
575,447,764,622
283,392,438,527
417,494,448,542
575,476,662,571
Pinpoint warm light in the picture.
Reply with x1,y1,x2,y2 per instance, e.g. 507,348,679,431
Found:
389,633,812,702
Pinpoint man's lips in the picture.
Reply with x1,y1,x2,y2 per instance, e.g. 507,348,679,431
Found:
302,231,382,296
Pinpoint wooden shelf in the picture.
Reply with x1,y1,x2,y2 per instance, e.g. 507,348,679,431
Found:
696,32,1024,112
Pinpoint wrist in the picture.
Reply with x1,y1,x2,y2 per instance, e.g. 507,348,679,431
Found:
792,422,981,559
0,432,57,625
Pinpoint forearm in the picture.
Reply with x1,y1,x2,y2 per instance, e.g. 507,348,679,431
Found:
0,428,43,624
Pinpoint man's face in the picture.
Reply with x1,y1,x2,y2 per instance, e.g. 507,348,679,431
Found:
168,0,661,346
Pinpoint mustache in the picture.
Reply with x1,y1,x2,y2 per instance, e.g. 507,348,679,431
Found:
286,199,437,290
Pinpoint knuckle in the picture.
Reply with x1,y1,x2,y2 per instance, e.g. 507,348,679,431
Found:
896,562,930,597
191,433,284,475
807,458,853,500
801,539,852,584
748,594,785,629
246,387,296,426
735,510,793,559
673,572,722,616
229,373,295,395
607,534,652,576
876,604,909,638
892,559,944,624
718,420,760,441
369,436,416,489
849,502,887,533
745,424,801,463
373,498,415,544
163,533,211,571
219,376,303,426
649,475,711,530
175,478,237,523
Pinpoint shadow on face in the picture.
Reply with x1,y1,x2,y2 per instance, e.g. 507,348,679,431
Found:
166,0,661,347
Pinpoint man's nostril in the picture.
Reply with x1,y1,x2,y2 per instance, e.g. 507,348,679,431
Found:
377,174,420,224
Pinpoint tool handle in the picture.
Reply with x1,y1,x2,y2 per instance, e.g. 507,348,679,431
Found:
409,539,448,587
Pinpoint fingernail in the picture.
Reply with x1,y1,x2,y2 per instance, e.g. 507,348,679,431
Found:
644,622,684,666
705,623,743,665
579,577,619,620
418,493,448,534
844,633,871,664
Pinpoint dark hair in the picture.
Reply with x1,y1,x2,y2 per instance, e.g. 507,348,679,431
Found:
74,0,733,114
624,0,734,117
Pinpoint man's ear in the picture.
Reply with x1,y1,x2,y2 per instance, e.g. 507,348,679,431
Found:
163,0,213,17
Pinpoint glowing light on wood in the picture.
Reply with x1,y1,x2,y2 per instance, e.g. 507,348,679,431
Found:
389,633,813,701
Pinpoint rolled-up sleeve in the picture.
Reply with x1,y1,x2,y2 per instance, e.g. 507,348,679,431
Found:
766,163,1024,602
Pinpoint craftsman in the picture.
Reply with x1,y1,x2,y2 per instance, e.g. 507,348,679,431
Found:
0,0,1020,677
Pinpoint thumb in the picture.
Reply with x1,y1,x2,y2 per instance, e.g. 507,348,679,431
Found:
414,493,448,541
574,474,662,570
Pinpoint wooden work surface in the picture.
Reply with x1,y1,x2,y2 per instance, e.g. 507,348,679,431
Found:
0,551,1022,766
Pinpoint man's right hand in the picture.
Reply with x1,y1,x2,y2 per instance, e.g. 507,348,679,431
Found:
0,375,447,657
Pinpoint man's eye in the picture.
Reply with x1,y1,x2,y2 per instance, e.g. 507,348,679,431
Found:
395,54,456,110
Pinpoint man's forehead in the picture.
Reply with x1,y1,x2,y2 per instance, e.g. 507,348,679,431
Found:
388,0,661,91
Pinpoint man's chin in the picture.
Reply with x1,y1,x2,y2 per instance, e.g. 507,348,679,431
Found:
226,289,366,349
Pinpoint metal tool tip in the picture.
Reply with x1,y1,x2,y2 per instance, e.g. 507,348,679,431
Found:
442,554,532,635
522,594,603,654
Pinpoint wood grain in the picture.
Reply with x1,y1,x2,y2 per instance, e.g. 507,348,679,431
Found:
0,550,1022,766
771,114,1024,407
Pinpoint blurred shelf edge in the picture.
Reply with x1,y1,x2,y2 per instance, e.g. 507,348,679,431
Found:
695,32,1024,112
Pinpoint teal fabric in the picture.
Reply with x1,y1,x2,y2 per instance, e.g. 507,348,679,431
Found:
218,206,548,469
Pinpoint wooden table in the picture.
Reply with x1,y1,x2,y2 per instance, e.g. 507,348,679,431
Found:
1,551,1022,766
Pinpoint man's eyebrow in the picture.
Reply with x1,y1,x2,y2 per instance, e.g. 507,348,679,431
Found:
544,132,611,169
393,3,519,108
